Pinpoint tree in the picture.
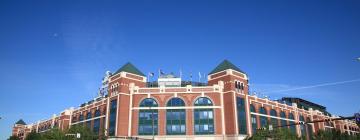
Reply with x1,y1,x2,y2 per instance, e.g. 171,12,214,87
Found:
7,136,20,140
25,131,43,140
42,128,68,140
246,128,300,140
313,129,360,140
66,124,97,140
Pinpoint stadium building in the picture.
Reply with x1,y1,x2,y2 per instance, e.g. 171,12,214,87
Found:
12,60,359,140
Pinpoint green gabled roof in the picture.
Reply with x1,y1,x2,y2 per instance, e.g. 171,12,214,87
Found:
114,62,145,76
15,119,26,125
209,60,245,75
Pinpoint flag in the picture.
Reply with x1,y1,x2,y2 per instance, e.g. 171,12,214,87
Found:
149,72,154,77
159,69,165,75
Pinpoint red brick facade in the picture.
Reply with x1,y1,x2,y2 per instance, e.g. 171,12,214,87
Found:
12,62,359,140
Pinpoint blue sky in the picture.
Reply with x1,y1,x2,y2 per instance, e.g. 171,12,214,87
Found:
1,0,360,139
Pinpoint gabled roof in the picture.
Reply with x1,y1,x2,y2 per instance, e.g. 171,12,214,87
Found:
209,60,245,75
113,62,145,76
15,119,26,125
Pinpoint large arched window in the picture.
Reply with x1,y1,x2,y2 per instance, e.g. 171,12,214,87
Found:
250,104,257,133
194,97,214,134
93,109,101,134
289,113,296,133
299,115,307,137
259,107,268,128
280,112,288,129
236,97,247,134
139,98,158,135
166,98,186,135
270,109,278,127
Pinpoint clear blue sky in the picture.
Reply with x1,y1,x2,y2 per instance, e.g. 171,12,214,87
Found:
1,0,360,139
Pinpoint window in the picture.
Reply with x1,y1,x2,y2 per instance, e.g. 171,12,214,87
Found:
79,114,84,121
109,100,117,136
259,107,268,128
250,104,257,133
72,115,77,123
93,109,101,134
280,112,288,129
299,115,307,137
86,111,92,129
166,98,186,135
235,81,244,90
289,113,296,133
306,117,313,138
139,98,158,135
270,109,278,127
194,97,214,134
236,97,247,134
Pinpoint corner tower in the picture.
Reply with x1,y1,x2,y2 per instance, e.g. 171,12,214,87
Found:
208,60,249,94
207,60,249,136
107,62,146,137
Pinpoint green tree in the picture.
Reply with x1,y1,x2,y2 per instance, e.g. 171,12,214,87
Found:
25,131,43,140
313,129,360,140
66,124,97,140
246,128,300,140
8,136,20,140
42,128,68,140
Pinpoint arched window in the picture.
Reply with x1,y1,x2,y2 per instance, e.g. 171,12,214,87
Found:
280,112,288,129
139,98,158,135
194,97,214,134
259,107,268,128
236,97,247,134
93,109,101,134
166,98,186,135
250,104,257,133
289,113,296,133
299,115,307,137
86,111,92,129
270,109,278,127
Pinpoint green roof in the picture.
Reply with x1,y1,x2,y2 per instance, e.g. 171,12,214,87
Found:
209,60,245,75
15,119,26,125
114,62,145,76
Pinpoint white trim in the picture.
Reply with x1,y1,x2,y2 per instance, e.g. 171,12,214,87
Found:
133,106,221,110
233,92,239,135
250,112,296,122
128,91,133,136
71,115,106,125
208,69,248,81
110,72,146,83
245,95,252,136
115,95,119,136
220,87,225,135
105,98,110,136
